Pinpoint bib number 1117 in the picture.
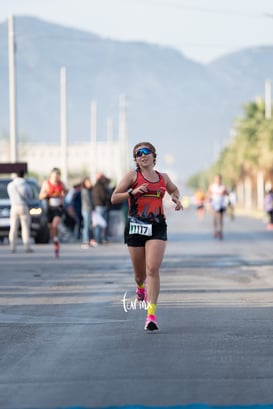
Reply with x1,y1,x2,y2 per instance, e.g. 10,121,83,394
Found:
129,222,152,236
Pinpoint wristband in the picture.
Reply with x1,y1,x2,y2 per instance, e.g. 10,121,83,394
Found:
127,188,134,198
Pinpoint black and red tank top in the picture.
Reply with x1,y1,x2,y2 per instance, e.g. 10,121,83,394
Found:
129,170,166,223
47,180,64,198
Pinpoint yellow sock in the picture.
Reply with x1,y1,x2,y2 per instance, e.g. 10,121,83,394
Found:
148,303,157,316
138,282,145,289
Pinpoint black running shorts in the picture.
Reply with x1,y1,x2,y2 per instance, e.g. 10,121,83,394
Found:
124,220,167,247
47,206,64,223
216,207,226,213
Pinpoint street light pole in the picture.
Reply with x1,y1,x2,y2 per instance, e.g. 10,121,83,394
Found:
8,15,18,162
118,94,129,176
90,100,97,181
60,66,68,185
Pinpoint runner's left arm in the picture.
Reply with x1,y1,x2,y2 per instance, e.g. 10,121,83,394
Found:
163,173,183,211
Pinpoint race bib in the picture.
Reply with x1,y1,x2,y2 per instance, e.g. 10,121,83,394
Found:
49,197,61,207
129,221,152,236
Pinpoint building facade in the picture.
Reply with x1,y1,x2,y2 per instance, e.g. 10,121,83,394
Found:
0,140,130,185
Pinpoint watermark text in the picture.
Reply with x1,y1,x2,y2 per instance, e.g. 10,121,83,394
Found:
121,292,151,312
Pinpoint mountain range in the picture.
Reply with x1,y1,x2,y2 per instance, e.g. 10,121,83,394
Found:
0,16,272,181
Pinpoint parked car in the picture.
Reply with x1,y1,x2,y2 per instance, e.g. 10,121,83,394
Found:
0,177,50,244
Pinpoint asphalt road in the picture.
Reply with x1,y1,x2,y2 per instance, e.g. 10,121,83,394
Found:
0,206,273,408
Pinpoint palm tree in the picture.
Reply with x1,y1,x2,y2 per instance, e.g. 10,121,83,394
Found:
187,99,273,192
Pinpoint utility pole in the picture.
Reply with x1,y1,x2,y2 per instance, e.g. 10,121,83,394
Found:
8,15,18,162
106,116,114,178
118,94,129,176
90,100,97,181
60,66,68,185
106,116,113,142
265,80,272,120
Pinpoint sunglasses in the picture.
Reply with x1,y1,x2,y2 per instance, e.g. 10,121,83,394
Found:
135,147,153,158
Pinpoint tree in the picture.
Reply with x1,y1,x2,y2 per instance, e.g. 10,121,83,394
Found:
187,99,273,191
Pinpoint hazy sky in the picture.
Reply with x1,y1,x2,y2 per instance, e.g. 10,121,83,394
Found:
1,0,273,63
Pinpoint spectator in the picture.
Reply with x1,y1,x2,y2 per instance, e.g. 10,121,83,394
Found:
92,173,111,244
81,176,97,248
265,188,273,230
7,170,34,253
107,186,124,240
71,183,82,241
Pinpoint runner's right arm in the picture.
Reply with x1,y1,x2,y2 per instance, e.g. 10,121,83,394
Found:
39,181,49,200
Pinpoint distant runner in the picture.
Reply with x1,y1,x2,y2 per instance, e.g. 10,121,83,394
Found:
208,174,229,240
39,168,66,257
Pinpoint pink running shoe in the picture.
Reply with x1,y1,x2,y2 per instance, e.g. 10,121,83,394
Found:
144,314,158,331
136,287,147,302
53,238,60,258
